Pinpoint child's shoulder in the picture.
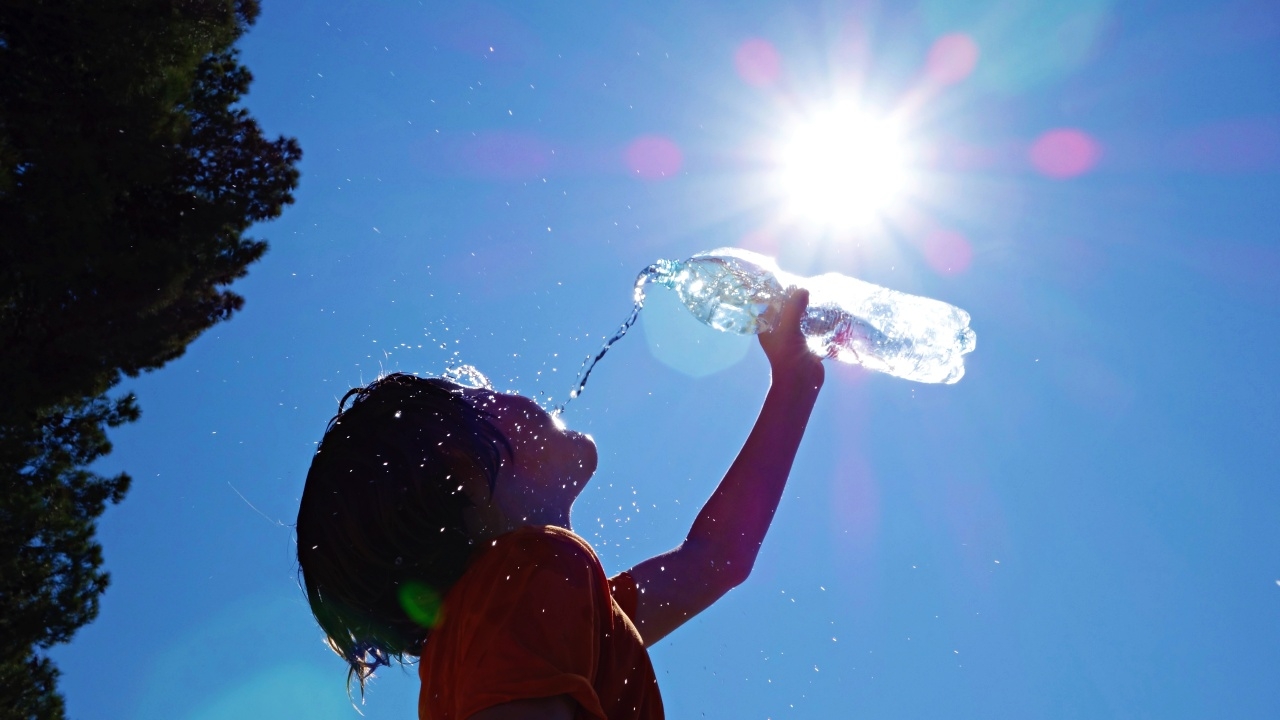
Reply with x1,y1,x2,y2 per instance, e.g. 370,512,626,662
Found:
499,524,598,558
483,525,603,576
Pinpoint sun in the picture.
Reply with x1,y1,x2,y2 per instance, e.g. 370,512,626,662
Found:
772,103,913,232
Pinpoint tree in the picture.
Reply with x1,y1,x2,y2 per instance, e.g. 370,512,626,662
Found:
0,2,301,717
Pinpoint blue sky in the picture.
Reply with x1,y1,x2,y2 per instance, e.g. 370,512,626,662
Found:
53,0,1280,718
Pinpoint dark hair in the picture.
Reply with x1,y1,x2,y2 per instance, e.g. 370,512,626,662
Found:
295,373,511,693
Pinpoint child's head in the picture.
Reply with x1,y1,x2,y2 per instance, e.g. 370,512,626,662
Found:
295,372,597,689
295,373,511,688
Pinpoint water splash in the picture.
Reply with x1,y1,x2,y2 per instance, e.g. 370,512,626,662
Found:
443,364,494,390
554,262,672,414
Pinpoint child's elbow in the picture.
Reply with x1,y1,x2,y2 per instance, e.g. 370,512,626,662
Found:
684,538,754,593
717,554,754,590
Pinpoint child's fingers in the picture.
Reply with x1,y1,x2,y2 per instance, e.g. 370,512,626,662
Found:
781,287,809,331
760,287,823,371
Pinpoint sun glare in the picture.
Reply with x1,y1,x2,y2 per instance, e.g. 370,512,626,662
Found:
773,104,912,231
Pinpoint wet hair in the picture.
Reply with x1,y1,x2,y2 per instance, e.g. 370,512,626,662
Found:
295,373,511,694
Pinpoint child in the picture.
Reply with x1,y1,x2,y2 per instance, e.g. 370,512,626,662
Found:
296,290,824,720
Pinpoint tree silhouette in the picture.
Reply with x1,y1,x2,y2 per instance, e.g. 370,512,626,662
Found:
0,2,301,717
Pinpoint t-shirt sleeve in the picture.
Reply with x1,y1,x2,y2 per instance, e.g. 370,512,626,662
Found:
452,533,610,720
608,571,639,622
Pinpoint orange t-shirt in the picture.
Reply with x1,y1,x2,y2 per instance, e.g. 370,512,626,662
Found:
418,525,664,720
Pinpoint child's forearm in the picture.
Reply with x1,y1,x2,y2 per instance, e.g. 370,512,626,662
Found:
684,372,822,584
623,290,822,645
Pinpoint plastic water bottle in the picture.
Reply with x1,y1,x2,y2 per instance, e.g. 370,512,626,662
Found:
644,247,977,384
559,247,977,409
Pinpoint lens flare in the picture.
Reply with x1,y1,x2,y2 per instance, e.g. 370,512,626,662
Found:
625,135,683,180
925,33,980,85
735,38,782,87
922,229,974,275
774,104,912,230
1029,128,1101,178
399,582,443,628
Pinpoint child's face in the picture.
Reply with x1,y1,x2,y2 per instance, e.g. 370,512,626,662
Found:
459,388,597,534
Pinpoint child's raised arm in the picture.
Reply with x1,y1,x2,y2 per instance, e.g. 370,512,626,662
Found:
623,289,825,646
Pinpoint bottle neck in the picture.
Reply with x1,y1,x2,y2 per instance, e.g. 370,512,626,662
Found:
634,259,681,300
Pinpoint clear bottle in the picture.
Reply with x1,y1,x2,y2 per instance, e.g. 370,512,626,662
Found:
643,247,977,384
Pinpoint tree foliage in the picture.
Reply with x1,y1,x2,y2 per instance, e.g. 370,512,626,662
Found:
0,2,300,717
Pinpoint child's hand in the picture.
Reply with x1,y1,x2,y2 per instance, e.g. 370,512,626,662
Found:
759,288,824,389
